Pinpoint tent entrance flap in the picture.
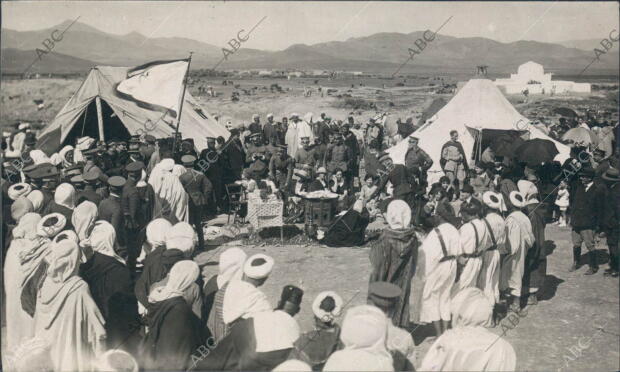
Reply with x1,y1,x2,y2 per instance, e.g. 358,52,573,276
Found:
64,99,131,146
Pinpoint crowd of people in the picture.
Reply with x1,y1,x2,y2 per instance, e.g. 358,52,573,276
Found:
1,109,618,371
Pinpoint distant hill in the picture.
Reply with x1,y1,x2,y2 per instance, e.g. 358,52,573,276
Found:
1,48,96,74
556,39,603,51
2,21,618,75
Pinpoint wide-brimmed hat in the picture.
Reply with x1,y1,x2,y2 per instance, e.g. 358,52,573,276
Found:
602,167,620,182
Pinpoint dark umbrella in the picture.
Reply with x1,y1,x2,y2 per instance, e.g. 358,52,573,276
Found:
553,107,578,118
514,139,558,166
490,135,525,157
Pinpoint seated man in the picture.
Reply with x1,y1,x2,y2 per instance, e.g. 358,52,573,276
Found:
308,167,329,192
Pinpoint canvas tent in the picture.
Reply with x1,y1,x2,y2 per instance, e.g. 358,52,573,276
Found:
37,65,229,155
386,79,570,184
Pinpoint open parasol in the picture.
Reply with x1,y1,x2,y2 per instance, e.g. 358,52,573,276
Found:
514,138,558,166
561,127,599,146
553,107,578,118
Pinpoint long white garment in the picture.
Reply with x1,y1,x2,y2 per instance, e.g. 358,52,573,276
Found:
500,211,534,296
386,322,416,367
285,123,299,158
456,219,490,292
149,161,189,223
222,280,272,324
477,213,506,304
418,223,461,323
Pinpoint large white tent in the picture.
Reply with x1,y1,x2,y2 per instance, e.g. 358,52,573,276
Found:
37,66,229,155
386,79,570,183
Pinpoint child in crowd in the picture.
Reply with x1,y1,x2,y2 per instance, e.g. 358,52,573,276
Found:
555,179,570,227
358,174,380,218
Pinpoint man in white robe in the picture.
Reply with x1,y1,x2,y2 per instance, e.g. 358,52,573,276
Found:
455,201,490,293
418,206,461,337
500,191,535,313
477,192,507,317
420,287,516,371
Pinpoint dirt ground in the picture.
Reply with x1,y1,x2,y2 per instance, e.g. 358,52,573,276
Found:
195,222,619,371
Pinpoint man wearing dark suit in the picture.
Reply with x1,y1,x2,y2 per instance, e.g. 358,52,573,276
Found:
99,176,126,255
569,167,606,275
122,162,143,270
179,155,213,251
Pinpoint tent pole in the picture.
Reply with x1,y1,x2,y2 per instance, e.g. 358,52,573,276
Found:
95,96,104,142
172,52,193,155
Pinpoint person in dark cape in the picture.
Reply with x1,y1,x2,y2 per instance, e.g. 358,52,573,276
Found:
78,220,140,354
369,200,418,328
440,130,469,185
141,261,205,371
196,285,302,372
320,200,369,247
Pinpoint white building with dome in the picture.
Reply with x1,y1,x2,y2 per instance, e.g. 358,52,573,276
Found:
494,61,590,94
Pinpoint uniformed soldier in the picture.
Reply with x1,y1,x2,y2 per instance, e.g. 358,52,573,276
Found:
269,144,294,195
245,133,271,179
123,161,144,270
99,176,126,252
179,155,213,250
79,169,104,205
199,137,223,215
70,174,86,194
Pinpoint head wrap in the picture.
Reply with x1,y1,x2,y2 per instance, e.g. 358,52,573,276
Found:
222,279,272,324
159,158,175,172
172,164,187,178
386,200,411,229
273,360,312,372
517,180,539,205
72,201,98,242
82,221,125,265
450,287,493,327
96,350,139,372
46,239,81,284
58,145,74,168
8,183,32,200
165,222,197,254
312,291,343,323
37,213,67,238
482,191,503,210
54,183,76,210
323,305,393,371
49,153,63,166
11,197,34,222
217,247,247,288
148,260,199,303
13,212,42,240
252,310,301,353
146,218,173,249
26,190,44,213
509,191,526,209
76,136,95,151
28,150,50,165
243,253,274,279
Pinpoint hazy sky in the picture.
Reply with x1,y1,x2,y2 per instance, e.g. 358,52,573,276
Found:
3,1,619,51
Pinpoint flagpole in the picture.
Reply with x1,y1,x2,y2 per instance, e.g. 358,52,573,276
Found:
172,52,193,155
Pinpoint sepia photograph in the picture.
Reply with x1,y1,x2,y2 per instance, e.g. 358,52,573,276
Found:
1,1,619,371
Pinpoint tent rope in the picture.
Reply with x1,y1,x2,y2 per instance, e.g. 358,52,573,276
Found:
80,104,88,137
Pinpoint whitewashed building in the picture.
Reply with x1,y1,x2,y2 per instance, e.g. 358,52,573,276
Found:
494,61,590,94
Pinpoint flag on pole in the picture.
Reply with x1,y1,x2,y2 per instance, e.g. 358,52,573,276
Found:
116,59,189,118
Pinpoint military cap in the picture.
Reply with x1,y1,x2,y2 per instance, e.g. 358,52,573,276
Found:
125,161,145,172
108,176,126,188
144,135,156,144
31,164,59,180
206,136,217,142
461,184,475,194
64,164,82,176
368,281,402,307
181,155,197,164
22,163,41,175
83,169,100,182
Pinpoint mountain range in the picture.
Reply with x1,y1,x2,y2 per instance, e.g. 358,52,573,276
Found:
1,20,618,75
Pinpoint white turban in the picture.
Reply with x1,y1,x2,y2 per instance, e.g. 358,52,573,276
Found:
11,197,34,222
76,136,95,151
517,180,539,205
28,150,50,165
165,222,197,254
52,230,79,245
243,253,274,279
217,247,247,288
172,164,187,178
482,191,503,210
312,291,343,323
37,213,67,238
96,350,138,372
386,200,411,229
159,158,175,172
8,183,32,200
